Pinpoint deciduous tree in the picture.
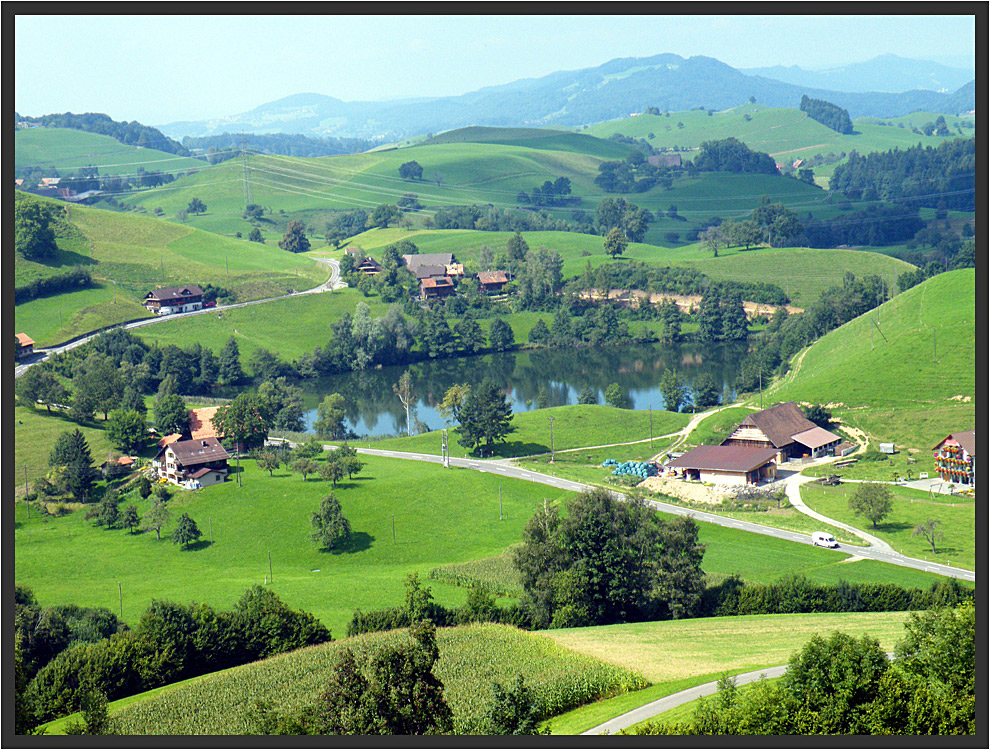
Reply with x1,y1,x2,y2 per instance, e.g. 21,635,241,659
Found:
311,494,351,551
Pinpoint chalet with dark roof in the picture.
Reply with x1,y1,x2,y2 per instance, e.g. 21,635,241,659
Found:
721,401,841,461
419,276,456,300
144,285,205,315
154,436,230,487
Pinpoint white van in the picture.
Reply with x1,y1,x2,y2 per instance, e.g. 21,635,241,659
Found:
811,531,839,548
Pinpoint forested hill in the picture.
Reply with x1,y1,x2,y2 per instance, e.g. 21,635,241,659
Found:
158,53,977,141
15,112,190,156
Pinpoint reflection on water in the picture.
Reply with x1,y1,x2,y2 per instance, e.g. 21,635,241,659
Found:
286,341,750,438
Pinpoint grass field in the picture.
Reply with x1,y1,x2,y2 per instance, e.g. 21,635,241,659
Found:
13,455,574,636
770,269,975,453
801,482,975,570
363,404,691,458
583,104,977,185
15,195,329,346
14,127,204,177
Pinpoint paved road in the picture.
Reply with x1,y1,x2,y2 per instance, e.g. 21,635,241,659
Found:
581,664,790,735
355,446,975,582
580,651,897,734
15,257,343,379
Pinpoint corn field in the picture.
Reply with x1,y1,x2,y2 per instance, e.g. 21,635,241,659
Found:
112,623,648,735
429,548,524,597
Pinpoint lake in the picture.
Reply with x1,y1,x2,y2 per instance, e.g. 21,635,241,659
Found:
289,340,751,438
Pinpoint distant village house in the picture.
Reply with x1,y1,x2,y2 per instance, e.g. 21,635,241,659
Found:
15,333,35,359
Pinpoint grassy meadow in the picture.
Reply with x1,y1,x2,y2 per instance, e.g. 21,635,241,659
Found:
801,482,975,570
770,269,975,454
583,104,977,185
14,127,203,177
363,403,690,458
15,195,329,346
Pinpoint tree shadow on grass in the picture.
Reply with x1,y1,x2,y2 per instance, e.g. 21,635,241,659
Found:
484,441,549,459
182,539,213,552
327,532,374,555
878,521,914,534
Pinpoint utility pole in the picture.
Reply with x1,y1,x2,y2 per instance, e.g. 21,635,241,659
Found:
650,405,654,449
441,429,449,468
241,133,252,207
759,367,763,410
548,416,555,463
392,514,396,544
499,486,503,521
118,582,123,618
268,551,273,583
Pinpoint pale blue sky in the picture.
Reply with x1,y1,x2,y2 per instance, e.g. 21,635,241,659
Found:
14,14,977,126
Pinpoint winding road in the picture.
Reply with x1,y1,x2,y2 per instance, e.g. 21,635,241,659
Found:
352,444,974,582
14,256,343,379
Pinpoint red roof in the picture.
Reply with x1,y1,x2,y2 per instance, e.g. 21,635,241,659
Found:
791,426,842,450
189,407,220,440
667,445,778,473
478,271,509,285
16,332,34,346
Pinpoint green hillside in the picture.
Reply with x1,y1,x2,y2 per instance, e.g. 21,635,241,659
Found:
119,135,839,245
584,104,977,185
14,127,203,177
423,126,634,158
14,194,328,346
771,269,975,450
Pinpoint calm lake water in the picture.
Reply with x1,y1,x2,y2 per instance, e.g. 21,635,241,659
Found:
289,341,751,438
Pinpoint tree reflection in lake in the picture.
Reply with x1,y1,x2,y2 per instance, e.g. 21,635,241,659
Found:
291,340,750,438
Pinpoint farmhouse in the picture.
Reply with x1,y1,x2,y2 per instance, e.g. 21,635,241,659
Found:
666,445,778,485
144,285,205,315
153,436,230,487
419,276,456,300
355,256,383,276
477,270,511,294
933,429,976,488
15,333,35,359
720,401,842,462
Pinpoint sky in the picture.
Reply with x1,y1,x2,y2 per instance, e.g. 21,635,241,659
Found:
13,14,977,126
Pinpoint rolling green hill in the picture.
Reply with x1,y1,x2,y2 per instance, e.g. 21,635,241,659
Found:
119,134,842,246
583,104,977,185
770,269,975,451
14,194,328,346
14,127,203,177
422,126,634,158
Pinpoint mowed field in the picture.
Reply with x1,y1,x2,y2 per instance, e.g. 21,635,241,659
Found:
770,269,976,452
14,195,329,346
584,104,978,185
14,127,203,177
13,447,948,642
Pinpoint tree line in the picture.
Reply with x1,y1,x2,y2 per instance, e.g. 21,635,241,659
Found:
799,94,854,134
15,111,190,156
829,138,976,211
15,584,330,729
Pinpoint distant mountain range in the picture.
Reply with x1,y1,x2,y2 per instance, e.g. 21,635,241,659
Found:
741,54,975,94
159,53,976,142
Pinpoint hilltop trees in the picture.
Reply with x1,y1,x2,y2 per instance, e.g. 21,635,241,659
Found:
691,137,778,174
800,95,854,134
